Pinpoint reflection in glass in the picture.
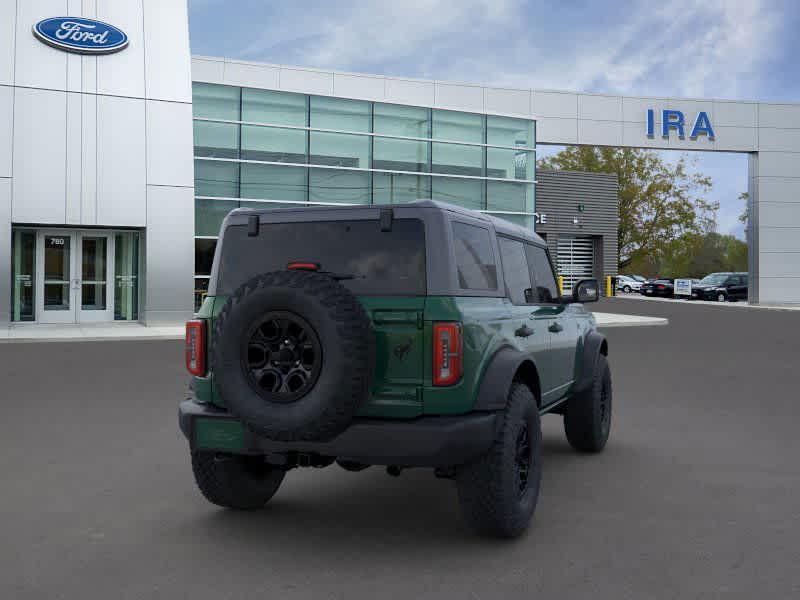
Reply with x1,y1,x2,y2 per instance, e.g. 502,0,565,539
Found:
432,110,484,143
240,163,307,201
195,199,238,237
194,160,239,198
431,143,483,176
242,88,307,126
241,125,306,163
487,181,533,213
81,237,107,311
44,235,71,311
311,96,370,131
374,103,429,137
431,177,484,210
115,232,139,320
11,230,35,321
486,148,533,180
309,169,370,204
192,83,240,121
373,137,428,172
193,121,239,159
195,239,217,276
487,116,534,148
310,132,370,168
373,174,431,204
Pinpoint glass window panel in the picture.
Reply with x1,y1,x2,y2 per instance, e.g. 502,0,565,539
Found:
309,168,370,204
196,198,238,237
114,232,139,321
194,277,209,313
431,142,483,176
239,201,305,211
241,125,306,163
431,177,484,210
194,160,239,198
242,88,307,126
451,222,497,290
374,103,429,137
373,137,428,172
193,121,239,159
486,148,533,180
490,213,534,230
44,235,71,311
487,116,534,148
192,83,240,120
526,244,559,303
80,237,107,312
487,181,534,213
195,239,217,276
432,110,484,143
240,163,307,202
373,173,430,204
498,237,533,304
11,230,35,322
310,96,370,132
310,131,369,168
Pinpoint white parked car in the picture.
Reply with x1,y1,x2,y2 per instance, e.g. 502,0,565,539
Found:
616,275,643,293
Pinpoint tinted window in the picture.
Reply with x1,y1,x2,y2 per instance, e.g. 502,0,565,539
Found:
217,218,426,295
452,222,498,290
498,237,533,304
525,244,559,303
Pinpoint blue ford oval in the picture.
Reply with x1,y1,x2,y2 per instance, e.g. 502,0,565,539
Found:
33,17,128,54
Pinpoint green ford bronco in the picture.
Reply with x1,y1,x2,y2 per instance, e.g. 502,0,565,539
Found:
180,200,611,537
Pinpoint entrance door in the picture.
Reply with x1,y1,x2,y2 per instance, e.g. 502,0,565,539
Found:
557,236,594,295
36,231,114,323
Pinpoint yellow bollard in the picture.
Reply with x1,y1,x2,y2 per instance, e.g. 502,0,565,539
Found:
557,276,564,296
606,276,612,297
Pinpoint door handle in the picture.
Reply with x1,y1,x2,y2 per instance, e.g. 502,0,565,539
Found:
548,322,563,333
515,325,534,338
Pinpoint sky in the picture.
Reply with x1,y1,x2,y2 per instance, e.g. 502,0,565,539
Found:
188,0,800,240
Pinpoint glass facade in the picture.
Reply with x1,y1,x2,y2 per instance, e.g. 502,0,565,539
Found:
192,82,536,305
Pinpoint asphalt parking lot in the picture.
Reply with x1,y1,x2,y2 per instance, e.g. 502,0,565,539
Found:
2,298,799,599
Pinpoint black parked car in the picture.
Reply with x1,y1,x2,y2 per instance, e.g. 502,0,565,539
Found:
640,279,674,298
691,272,748,302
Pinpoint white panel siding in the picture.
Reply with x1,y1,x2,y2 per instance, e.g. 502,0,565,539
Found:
144,184,194,324
713,126,757,152
435,82,484,112
96,95,146,226
532,91,577,119
96,0,145,98
578,119,623,146
758,277,800,304
758,128,800,153
146,100,194,187
756,178,800,207
223,60,279,89
0,0,15,85
14,0,69,90
142,0,191,103
578,94,622,121
0,85,12,178
713,101,758,128
757,226,800,251
484,87,530,117
758,103,800,129
0,178,11,323
384,77,435,107
65,91,82,223
536,117,577,145
279,67,334,96
333,73,384,101
191,57,225,83
757,152,800,178
758,252,800,277
80,92,97,225
11,87,66,224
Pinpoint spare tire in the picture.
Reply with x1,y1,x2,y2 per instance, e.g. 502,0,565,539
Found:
211,270,374,442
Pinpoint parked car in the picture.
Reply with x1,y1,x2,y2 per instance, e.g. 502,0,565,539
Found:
179,200,612,538
616,274,643,293
640,279,674,297
691,272,748,302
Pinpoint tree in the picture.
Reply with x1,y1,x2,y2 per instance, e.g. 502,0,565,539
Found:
538,147,718,271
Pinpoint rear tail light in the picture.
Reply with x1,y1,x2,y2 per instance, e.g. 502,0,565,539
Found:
287,262,320,271
185,319,207,376
657,284,665,290
433,322,462,386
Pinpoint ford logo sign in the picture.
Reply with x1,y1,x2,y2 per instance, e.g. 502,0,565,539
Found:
33,17,128,55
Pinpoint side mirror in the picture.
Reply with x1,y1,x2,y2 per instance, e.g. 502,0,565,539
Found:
571,278,599,303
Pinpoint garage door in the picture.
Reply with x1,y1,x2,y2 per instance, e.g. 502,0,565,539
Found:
557,236,594,293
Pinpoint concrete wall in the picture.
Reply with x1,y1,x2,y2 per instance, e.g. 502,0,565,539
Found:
192,56,800,305
1,0,195,325
535,170,619,292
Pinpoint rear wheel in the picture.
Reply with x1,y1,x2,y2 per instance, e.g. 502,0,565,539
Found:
717,292,727,302
191,451,285,510
564,354,612,452
456,383,542,538
623,285,632,293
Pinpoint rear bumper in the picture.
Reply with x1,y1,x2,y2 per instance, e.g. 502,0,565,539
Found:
179,400,498,467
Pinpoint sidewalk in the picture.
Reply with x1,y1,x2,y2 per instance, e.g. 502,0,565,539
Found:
1,311,666,343
615,294,800,311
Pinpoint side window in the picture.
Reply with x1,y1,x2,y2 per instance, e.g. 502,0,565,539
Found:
525,244,559,303
498,237,533,305
452,222,498,290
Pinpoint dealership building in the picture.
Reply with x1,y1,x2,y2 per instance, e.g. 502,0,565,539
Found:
2,1,800,328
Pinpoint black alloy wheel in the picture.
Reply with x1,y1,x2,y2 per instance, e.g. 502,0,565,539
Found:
243,311,322,403
515,424,532,496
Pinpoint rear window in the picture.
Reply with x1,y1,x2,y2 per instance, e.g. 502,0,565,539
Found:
216,218,426,296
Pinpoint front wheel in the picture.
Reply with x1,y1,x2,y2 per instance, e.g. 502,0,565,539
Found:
456,383,542,538
717,292,727,302
623,285,632,293
191,451,285,510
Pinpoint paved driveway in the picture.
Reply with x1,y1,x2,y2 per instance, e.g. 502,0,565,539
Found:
1,298,799,599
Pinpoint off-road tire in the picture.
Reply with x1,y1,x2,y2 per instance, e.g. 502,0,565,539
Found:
191,451,285,510
456,383,542,538
211,271,374,442
564,354,612,452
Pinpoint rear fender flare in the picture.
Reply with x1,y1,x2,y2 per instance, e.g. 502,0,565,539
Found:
473,346,540,411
